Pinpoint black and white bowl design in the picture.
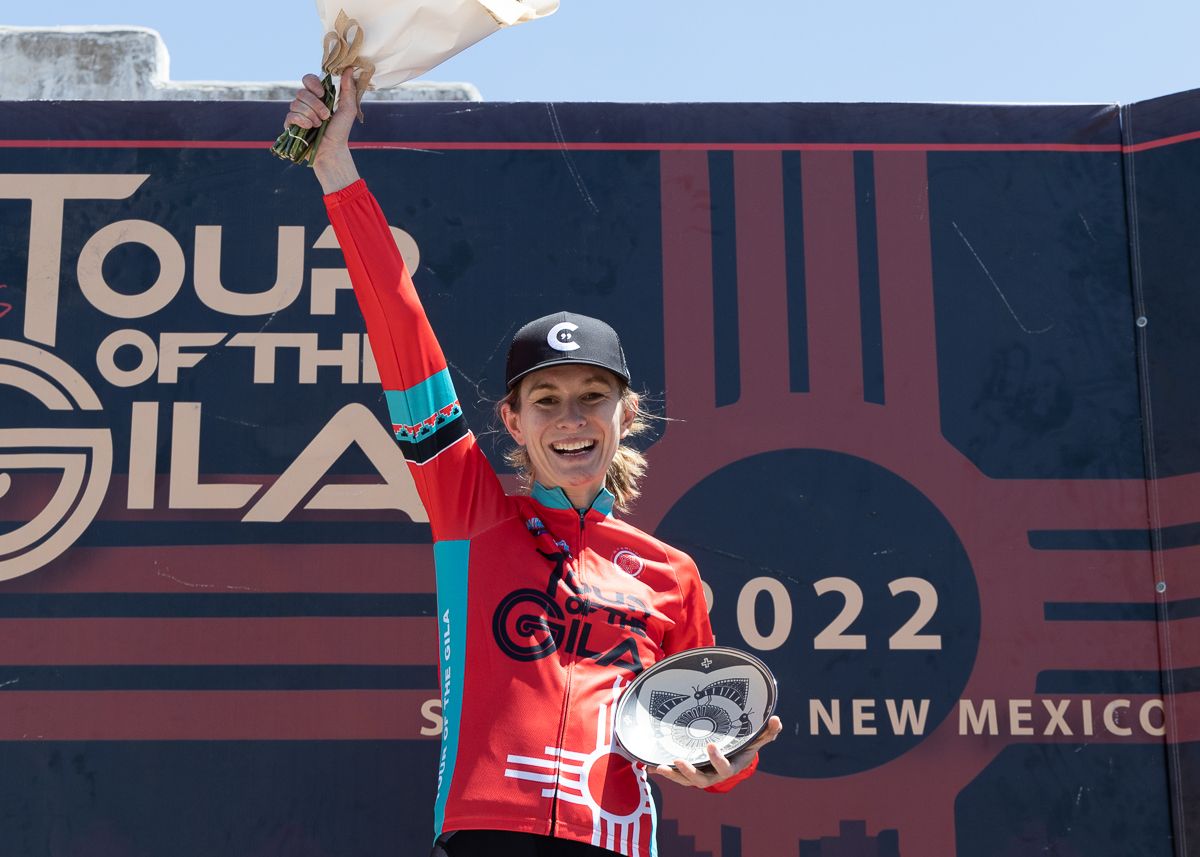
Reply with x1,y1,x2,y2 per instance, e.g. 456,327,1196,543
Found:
614,646,777,769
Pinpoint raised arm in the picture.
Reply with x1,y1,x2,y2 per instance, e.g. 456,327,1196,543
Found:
287,71,509,541
286,69,362,193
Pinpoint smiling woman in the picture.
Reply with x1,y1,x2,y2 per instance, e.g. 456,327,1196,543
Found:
497,323,650,512
287,67,780,857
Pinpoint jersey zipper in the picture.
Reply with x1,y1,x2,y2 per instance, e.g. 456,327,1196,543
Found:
549,509,589,837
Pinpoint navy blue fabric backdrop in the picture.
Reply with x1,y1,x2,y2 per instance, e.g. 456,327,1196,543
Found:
0,93,1197,856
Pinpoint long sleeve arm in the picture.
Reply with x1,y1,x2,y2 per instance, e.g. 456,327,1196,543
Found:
325,179,508,541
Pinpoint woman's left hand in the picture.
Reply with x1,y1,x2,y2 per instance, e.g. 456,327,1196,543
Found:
651,715,783,789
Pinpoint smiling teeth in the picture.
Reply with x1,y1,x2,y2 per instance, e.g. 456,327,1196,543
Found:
552,441,594,452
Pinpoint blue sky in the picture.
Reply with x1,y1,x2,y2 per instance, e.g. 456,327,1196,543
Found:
6,1,1199,104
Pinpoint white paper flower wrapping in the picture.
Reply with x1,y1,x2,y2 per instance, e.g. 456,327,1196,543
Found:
314,0,559,89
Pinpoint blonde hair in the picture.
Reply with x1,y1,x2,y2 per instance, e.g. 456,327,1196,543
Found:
498,384,649,513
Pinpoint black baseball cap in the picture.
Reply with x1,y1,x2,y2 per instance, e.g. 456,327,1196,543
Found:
505,311,630,390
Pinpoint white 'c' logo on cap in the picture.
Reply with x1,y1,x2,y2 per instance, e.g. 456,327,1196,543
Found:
547,322,580,352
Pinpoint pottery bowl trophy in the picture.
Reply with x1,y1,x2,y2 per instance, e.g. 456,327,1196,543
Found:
615,647,779,770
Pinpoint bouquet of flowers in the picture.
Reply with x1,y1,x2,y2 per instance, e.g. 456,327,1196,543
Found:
272,0,559,165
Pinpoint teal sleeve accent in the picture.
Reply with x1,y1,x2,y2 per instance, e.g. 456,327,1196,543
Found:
385,367,458,429
431,540,470,841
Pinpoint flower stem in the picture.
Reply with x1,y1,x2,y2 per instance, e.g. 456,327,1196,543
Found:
270,73,336,167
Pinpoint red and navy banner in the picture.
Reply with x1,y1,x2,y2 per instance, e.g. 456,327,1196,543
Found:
0,93,1197,856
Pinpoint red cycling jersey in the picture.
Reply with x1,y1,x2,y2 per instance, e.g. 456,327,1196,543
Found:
326,180,755,856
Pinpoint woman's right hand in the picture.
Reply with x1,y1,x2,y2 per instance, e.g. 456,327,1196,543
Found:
285,69,361,193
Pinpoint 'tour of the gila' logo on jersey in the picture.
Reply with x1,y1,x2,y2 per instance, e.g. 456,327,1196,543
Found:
492,546,649,674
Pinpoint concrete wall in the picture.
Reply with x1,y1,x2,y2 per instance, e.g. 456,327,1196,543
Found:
0,26,481,102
